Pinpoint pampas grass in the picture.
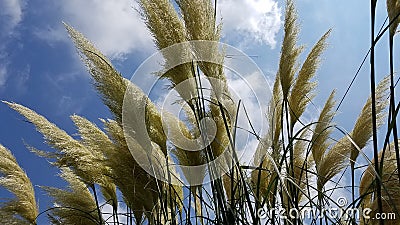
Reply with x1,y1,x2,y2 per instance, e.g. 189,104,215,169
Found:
1,0,399,224
350,76,390,164
139,0,194,94
101,118,159,217
387,0,400,36
0,144,38,225
43,167,101,225
64,23,127,124
3,102,100,185
177,0,218,41
139,0,186,50
251,73,282,205
317,76,389,192
359,141,400,225
278,0,303,99
289,30,331,127
70,115,117,208
310,90,336,168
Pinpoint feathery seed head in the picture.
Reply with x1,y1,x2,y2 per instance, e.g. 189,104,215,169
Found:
176,0,225,84
289,30,331,126
317,136,351,191
171,142,206,186
139,0,195,91
43,167,101,225
0,144,38,225
70,115,117,207
4,101,106,185
102,119,160,213
64,23,127,123
139,0,186,50
360,141,400,224
387,0,400,36
316,76,389,191
177,0,218,42
279,0,303,98
272,72,283,148
287,130,311,203
311,90,336,168
350,76,389,164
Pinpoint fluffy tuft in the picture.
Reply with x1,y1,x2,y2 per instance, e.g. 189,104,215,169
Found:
0,144,38,224
64,23,127,123
278,0,303,98
289,30,331,126
43,168,101,225
387,0,400,36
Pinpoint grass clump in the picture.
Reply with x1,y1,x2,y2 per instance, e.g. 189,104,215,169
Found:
1,0,399,224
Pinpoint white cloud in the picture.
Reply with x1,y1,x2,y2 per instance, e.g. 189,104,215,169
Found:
0,0,26,87
226,71,271,165
14,64,30,93
33,25,70,46
101,201,127,224
0,66,8,87
0,0,25,36
57,0,153,59
217,0,282,48
36,0,282,58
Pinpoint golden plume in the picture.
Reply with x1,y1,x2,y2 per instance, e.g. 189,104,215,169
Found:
278,0,303,98
359,141,400,225
43,168,101,225
310,90,336,168
289,30,331,127
4,102,101,185
317,76,389,191
387,0,400,36
64,22,127,124
0,144,38,225
350,76,389,165
70,115,117,208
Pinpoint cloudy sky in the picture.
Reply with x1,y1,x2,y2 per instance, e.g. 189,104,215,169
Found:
0,0,398,223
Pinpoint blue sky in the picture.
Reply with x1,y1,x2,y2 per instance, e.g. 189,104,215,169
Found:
0,0,399,224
